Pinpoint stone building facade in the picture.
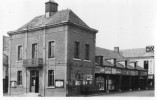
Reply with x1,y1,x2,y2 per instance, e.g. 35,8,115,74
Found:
8,0,97,96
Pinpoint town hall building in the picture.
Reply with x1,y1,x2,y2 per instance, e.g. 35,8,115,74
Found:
7,0,98,96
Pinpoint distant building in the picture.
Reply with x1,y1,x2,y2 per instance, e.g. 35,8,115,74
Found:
7,0,97,96
3,36,9,93
120,46,154,89
94,47,148,92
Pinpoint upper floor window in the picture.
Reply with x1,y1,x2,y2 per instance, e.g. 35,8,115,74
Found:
48,70,54,87
85,44,90,60
144,60,149,70
74,41,80,59
32,43,38,59
48,41,55,58
18,45,23,60
17,71,22,85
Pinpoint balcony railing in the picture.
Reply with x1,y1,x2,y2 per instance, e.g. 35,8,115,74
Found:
23,58,43,68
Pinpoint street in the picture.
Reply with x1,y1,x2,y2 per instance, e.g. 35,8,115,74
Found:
92,90,154,97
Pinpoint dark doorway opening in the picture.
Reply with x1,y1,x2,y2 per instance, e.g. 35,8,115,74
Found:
30,70,39,93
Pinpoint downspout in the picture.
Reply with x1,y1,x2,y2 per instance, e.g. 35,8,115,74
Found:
43,25,46,96
8,36,12,95
25,28,28,93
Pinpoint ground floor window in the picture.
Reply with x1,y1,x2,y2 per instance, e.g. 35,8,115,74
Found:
48,70,54,87
96,76,105,90
17,71,22,85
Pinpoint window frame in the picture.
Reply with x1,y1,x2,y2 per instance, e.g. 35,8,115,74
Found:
32,43,38,59
17,45,23,61
48,70,55,87
74,41,80,59
17,71,22,85
48,41,55,58
144,60,149,70
85,44,90,60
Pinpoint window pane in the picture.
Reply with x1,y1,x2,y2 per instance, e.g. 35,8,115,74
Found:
17,71,22,85
74,41,79,58
85,44,90,60
32,44,37,59
18,46,22,60
49,41,55,58
48,70,54,86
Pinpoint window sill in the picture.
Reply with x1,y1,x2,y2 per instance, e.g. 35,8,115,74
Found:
73,58,81,61
46,86,55,89
16,60,23,63
84,60,91,62
16,85,23,87
48,58,56,60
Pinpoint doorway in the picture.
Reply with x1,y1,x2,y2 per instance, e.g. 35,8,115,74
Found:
30,70,39,93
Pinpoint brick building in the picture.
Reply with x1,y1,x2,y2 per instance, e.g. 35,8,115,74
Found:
7,0,97,96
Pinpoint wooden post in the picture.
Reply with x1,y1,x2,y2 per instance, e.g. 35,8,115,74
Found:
119,75,122,91
129,75,132,91
138,75,141,90
106,75,109,93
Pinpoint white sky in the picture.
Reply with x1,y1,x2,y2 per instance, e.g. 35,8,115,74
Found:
0,0,157,50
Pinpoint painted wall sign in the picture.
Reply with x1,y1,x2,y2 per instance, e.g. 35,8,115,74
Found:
127,70,131,75
100,68,105,73
140,71,148,76
116,69,121,74
122,69,127,75
112,68,116,74
104,67,112,74
112,68,121,74
131,71,136,75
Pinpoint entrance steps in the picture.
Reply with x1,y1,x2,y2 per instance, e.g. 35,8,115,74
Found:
23,93,39,97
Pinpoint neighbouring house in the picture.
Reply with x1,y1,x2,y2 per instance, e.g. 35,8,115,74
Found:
119,46,155,89
3,36,9,93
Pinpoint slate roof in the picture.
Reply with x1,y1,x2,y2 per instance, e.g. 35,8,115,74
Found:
16,9,92,31
120,48,154,58
96,47,127,61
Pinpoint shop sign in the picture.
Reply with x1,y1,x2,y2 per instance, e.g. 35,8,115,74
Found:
127,70,131,75
140,71,148,76
87,75,93,80
112,68,116,74
148,75,153,79
112,68,121,74
131,71,136,76
104,67,112,74
135,71,138,76
122,69,127,75
100,68,105,73
116,69,121,74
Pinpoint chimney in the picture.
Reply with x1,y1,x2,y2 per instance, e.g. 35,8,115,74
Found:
45,0,58,18
114,47,119,53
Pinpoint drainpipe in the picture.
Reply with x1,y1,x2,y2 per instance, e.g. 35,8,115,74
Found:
43,25,46,96
8,36,12,95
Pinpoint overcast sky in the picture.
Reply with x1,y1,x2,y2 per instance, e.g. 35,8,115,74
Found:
0,0,157,50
